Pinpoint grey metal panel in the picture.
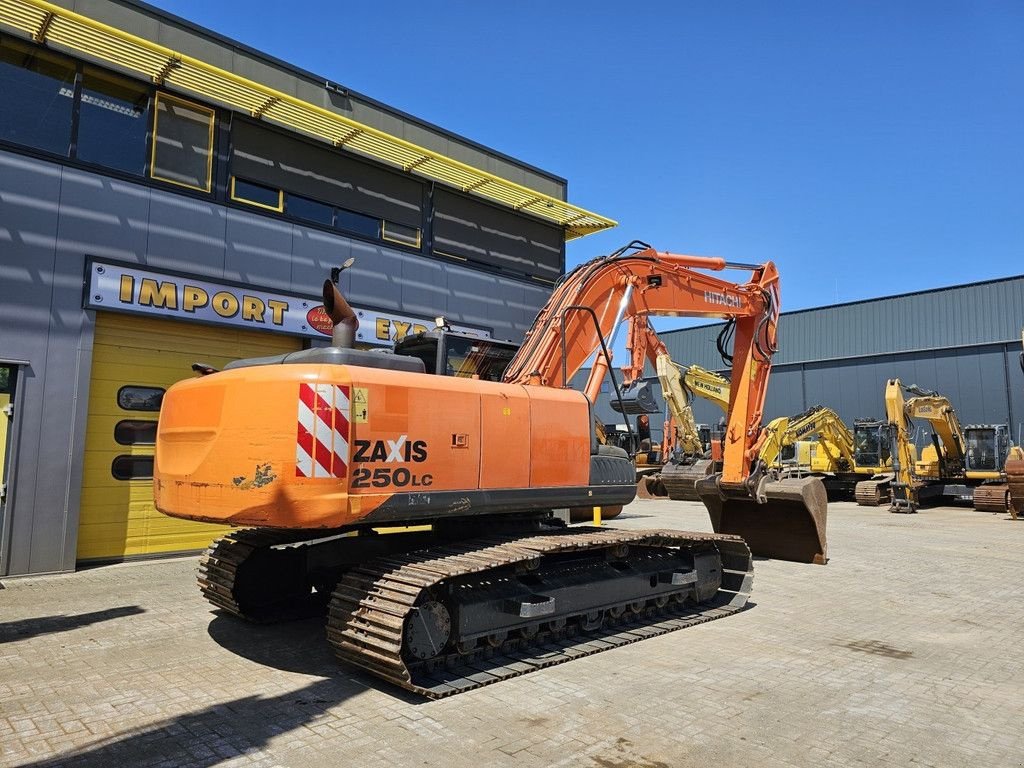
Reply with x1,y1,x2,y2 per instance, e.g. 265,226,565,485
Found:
54,167,150,263
762,367,804,421
446,269,518,339
663,275,1024,366
347,240,401,311
146,188,226,276
223,208,293,286
1006,342,1024,445
397,251,448,318
0,151,62,576
288,225,353,298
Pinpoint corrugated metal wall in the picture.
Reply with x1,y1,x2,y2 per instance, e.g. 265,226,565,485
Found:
663,276,1024,369
582,275,1024,450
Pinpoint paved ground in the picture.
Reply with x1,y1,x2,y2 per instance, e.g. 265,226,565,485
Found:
2,500,1023,768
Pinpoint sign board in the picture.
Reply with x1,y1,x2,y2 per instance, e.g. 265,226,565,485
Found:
84,260,490,346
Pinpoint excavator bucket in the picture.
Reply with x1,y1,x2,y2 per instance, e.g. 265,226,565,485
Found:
696,475,828,564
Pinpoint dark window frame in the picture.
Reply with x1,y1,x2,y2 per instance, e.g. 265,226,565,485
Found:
113,419,158,446
111,454,154,481
150,91,216,192
116,385,165,412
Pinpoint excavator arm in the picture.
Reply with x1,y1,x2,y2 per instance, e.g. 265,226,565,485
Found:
655,354,705,457
504,242,828,563
504,243,778,487
682,365,732,414
903,392,967,477
759,406,857,471
886,379,922,512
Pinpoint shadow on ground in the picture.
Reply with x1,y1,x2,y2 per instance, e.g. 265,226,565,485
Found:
0,606,145,644
15,613,422,768
15,676,366,768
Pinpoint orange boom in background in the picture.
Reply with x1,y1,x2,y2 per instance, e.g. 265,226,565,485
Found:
155,242,827,697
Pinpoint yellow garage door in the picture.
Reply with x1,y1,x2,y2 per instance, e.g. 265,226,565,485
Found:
78,313,303,562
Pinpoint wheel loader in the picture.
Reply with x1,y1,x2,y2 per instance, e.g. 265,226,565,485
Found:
154,242,828,698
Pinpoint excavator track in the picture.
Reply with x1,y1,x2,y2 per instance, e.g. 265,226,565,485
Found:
199,529,327,622
1005,455,1024,520
326,527,751,698
973,483,1009,513
661,459,714,502
854,476,891,507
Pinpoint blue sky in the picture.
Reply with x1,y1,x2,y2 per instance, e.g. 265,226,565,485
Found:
155,0,1022,317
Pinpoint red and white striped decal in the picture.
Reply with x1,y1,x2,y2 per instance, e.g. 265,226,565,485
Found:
296,383,350,479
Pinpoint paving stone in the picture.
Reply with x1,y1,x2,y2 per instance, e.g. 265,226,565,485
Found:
0,501,1022,767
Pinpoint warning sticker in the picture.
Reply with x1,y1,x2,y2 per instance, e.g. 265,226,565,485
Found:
353,387,369,423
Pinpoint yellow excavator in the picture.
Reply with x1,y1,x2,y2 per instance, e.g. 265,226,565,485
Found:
882,380,1013,513
759,406,860,499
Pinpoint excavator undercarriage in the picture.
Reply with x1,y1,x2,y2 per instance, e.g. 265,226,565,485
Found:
199,519,752,697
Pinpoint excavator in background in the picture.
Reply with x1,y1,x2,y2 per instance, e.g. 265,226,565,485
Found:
759,406,860,499
851,417,903,506
608,316,728,501
881,380,1013,513
154,242,828,698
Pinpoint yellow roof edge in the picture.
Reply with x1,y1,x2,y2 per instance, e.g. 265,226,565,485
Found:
2,0,617,240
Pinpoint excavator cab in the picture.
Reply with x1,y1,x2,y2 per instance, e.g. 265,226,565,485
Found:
963,425,1010,473
853,419,892,470
394,330,519,381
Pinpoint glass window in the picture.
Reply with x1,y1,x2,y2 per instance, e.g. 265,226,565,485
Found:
76,67,150,175
287,194,334,226
151,92,214,192
335,207,380,240
114,419,158,445
111,455,154,481
0,38,75,155
231,177,282,211
117,386,165,411
444,337,518,382
382,220,421,248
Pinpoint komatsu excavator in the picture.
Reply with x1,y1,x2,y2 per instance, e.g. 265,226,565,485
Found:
759,406,858,498
881,380,1012,513
759,406,902,502
154,243,828,698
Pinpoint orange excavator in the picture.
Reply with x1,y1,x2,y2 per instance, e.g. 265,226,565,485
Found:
154,242,827,697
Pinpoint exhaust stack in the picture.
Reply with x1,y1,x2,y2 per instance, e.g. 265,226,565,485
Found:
322,278,358,349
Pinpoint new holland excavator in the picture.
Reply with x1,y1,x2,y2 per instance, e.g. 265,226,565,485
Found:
880,380,1013,513
154,243,828,698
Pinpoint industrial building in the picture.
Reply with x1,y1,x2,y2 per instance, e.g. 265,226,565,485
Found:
590,275,1024,449
0,0,615,576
